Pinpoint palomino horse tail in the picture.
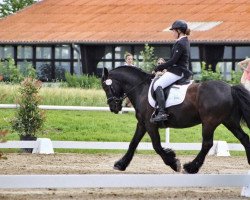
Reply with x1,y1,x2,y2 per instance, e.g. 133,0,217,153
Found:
231,85,250,129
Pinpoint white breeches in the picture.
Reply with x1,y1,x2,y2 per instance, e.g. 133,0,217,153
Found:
153,72,183,91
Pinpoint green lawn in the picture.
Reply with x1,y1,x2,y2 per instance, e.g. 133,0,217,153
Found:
1,109,248,144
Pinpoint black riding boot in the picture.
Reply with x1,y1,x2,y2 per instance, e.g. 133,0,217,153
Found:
153,86,169,122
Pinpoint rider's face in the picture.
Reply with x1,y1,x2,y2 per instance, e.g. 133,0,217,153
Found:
172,29,179,39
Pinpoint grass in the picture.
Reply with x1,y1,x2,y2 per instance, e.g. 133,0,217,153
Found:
40,87,106,106
1,109,248,144
0,83,107,106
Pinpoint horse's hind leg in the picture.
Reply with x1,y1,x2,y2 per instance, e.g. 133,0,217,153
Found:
113,122,146,171
183,123,216,174
223,121,250,164
147,127,181,172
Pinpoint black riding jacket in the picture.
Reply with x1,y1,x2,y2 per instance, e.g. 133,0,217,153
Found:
155,36,191,78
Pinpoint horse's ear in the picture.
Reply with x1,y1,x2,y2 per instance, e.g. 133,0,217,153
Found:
102,67,109,79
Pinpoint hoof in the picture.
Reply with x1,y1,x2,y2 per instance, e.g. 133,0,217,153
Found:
169,158,181,172
183,162,199,174
182,169,188,174
113,166,125,171
113,161,126,171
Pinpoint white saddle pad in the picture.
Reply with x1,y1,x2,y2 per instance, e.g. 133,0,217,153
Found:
148,79,193,108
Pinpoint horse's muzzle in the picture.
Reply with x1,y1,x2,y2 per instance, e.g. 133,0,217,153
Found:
109,102,122,114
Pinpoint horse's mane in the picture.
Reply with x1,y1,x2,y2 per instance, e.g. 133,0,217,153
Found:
110,66,153,82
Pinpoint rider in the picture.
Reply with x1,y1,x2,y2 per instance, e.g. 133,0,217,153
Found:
152,20,192,122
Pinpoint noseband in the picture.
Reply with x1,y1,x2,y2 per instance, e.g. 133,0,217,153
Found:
106,84,126,105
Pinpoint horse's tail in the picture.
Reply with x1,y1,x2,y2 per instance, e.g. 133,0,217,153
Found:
231,85,250,128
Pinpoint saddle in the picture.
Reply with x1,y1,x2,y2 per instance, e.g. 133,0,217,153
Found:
150,77,191,101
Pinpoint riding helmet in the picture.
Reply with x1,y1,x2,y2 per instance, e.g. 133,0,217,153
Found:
170,20,188,33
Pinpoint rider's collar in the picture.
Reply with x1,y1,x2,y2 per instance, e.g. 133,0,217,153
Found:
177,35,187,41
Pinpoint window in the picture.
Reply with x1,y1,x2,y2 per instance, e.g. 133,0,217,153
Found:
190,46,199,59
0,47,3,58
218,62,232,81
0,46,14,58
103,46,112,59
17,46,32,59
223,46,232,59
97,61,112,71
154,46,171,59
17,61,33,70
36,47,52,59
55,45,70,59
115,62,124,68
236,46,250,59
55,61,70,80
134,46,144,60
95,46,113,74
115,46,131,59
73,62,82,75
191,62,201,80
36,62,52,81
73,44,81,59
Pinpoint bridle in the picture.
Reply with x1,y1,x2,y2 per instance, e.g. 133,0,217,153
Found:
104,76,150,105
106,83,125,105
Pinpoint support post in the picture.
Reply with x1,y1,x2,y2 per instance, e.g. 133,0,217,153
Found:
32,138,54,154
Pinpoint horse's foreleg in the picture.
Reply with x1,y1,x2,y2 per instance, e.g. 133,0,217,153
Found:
183,124,215,174
147,128,181,172
113,122,146,171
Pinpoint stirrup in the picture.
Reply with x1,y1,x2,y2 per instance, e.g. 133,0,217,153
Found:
152,113,169,122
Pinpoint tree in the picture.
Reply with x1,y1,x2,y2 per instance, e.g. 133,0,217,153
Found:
0,0,35,18
139,44,157,72
11,77,45,140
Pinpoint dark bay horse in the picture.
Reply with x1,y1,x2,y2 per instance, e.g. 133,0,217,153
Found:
101,66,250,173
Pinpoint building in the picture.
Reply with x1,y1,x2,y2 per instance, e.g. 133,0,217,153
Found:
0,0,249,80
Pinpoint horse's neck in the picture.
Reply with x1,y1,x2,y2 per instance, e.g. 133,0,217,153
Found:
114,72,147,92
115,72,149,107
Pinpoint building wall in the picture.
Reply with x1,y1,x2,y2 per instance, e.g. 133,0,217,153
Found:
0,43,250,81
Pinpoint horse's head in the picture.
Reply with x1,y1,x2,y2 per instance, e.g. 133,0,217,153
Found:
101,68,124,114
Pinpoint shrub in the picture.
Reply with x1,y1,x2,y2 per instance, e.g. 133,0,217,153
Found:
10,78,45,138
0,58,36,83
200,62,223,81
65,72,101,89
19,61,37,79
230,70,242,85
0,130,8,159
199,62,242,85
37,63,52,82
139,44,157,72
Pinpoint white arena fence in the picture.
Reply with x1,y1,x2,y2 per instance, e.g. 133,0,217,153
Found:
0,173,248,188
0,104,134,112
0,173,249,197
0,140,245,156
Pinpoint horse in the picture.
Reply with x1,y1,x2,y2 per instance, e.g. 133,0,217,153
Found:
101,66,250,174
